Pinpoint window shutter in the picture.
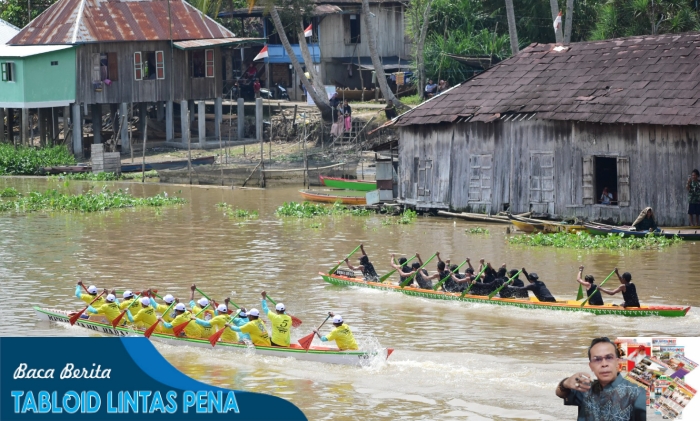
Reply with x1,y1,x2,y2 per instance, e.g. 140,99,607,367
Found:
91,53,101,81
205,49,214,78
582,156,594,205
156,51,165,80
1,63,6,81
617,156,630,207
107,52,118,81
343,15,351,44
134,52,142,80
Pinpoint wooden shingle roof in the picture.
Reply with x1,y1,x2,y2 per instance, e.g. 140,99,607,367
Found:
394,32,700,127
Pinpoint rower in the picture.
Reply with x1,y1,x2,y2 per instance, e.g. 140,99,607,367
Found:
189,284,215,320
119,290,139,312
226,308,271,347
75,281,105,307
261,291,292,347
510,269,557,302
390,254,415,286
86,294,124,325
229,306,251,342
443,260,473,293
127,297,158,329
468,262,505,296
151,294,177,334
313,313,358,351
194,304,240,343
575,266,604,306
159,303,203,338
598,268,640,308
344,244,379,281
499,269,529,299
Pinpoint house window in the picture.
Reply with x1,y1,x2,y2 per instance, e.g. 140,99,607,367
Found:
51,61,58,66
99,53,118,81
530,152,555,209
191,49,214,78
134,51,160,80
205,49,214,78
344,14,361,44
582,155,630,206
1,62,15,82
417,159,432,197
134,52,142,80
156,51,165,79
468,154,493,202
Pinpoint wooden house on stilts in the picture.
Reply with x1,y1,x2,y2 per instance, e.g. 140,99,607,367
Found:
387,33,700,226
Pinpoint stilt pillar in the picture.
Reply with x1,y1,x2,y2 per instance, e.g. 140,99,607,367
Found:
237,98,244,140
198,100,206,144
165,100,174,142
180,100,189,145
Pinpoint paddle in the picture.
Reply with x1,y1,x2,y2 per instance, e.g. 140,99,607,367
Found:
265,294,302,327
488,269,523,299
576,284,584,301
208,310,242,348
69,291,106,325
298,314,332,351
580,269,616,307
460,263,489,297
380,255,416,283
111,293,142,328
195,287,227,311
144,300,177,339
433,259,468,291
400,252,438,288
172,304,210,336
328,244,362,275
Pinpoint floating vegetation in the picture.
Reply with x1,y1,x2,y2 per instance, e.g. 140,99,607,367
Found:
465,227,490,234
508,232,681,250
121,170,159,180
52,170,159,181
0,145,76,175
0,189,185,213
275,201,372,218
0,187,19,197
382,209,418,225
216,202,259,219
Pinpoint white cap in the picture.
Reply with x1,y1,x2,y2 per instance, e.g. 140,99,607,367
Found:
217,304,228,313
105,294,116,302
163,294,175,304
333,315,343,324
87,285,98,294
123,290,134,299
174,303,186,311
238,310,247,317
141,297,151,306
275,303,285,312
248,308,260,317
198,297,209,307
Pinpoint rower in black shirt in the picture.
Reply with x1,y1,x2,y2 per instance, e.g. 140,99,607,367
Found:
390,254,416,286
599,268,640,308
498,268,529,299
468,261,504,296
575,266,604,306
345,244,379,281
443,262,473,293
510,269,557,302
411,261,433,289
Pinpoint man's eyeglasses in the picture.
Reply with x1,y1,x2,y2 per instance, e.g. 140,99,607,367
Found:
590,354,617,364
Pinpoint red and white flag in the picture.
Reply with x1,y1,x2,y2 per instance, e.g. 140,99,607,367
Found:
304,24,313,38
253,45,268,61
553,11,562,31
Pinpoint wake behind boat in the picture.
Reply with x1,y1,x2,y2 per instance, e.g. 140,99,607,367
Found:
34,307,392,366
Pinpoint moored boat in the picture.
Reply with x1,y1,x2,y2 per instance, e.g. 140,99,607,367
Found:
319,175,377,192
583,223,700,241
320,273,690,317
33,307,392,366
437,211,511,224
299,189,367,205
509,214,585,233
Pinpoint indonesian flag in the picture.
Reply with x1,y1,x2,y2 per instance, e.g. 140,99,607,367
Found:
304,24,313,38
553,11,562,31
253,45,268,62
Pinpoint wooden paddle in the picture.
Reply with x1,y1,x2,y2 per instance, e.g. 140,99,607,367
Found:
111,293,142,328
208,310,242,347
460,264,489,297
380,255,416,283
433,259,468,291
580,269,616,307
144,300,177,339
488,269,523,299
298,314,332,351
265,294,302,327
172,304,210,336
400,252,438,288
328,244,362,275
69,291,106,325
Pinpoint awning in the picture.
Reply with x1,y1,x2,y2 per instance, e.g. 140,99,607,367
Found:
219,5,342,18
337,56,412,71
0,44,73,58
173,38,265,50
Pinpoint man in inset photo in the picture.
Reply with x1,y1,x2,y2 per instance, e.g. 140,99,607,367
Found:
556,337,647,420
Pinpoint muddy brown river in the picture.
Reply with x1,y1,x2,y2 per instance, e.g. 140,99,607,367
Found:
2,177,699,420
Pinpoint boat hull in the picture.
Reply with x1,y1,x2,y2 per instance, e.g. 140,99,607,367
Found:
319,176,377,192
33,307,388,366
584,223,700,240
320,274,690,318
509,215,584,233
299,190,367,205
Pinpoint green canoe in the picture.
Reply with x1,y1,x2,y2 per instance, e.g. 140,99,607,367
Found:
319,176,377,191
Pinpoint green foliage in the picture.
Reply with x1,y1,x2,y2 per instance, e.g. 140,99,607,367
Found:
0,0,56,28
590,0,700,40
465,226,490,234
49,170,159,181
508,231,682,250
0,145,76,175
0,187,19,197
216,202,259,219
275,201,372,218
400,94,423,105
381,208,418,225
0,189,185,213
120,171,159,180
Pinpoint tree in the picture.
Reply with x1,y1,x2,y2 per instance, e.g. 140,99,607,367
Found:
590,0,700,40
0,0,56,28
549,0,563,43
505,0,520,54
408,0,434,98
564,0,574,44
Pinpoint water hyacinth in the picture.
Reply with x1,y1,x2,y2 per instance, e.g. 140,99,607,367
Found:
0,187,19,197
0,189,185,213
275,201,372,218
51,170,159,181
215,202,259,219
508,231,682,250
0,145,76,175
465,227,490,234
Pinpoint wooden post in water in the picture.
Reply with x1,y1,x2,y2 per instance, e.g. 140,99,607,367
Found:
141,109,148,182
256,98,264,187
187,110,192,185
129,103,134,164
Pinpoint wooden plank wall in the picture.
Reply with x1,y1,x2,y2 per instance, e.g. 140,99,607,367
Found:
398,120,700,225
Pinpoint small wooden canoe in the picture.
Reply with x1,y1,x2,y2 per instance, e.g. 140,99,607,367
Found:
509,214,585,233
584,223,700,240
321,273,691,317
437,211,511,224
319,176,377,192
299,189,367,205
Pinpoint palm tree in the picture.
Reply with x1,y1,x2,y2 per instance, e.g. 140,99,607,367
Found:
505,0,519,54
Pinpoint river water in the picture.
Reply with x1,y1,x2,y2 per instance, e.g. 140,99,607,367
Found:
2,177,699,420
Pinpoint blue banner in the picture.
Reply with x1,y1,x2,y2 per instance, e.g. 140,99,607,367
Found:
0,337,306,420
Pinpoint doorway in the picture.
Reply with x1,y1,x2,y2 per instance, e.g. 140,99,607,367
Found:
594,156,617,204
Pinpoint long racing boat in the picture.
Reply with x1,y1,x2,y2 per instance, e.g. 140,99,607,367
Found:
34,307,392,366
320,273,690,318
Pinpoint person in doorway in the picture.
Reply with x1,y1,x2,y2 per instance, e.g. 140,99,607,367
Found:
253,79,261,98
598,268,640,308
245,63,258,79
261,291,291,347
342,99,352,131
575,266,604,305
226,308,271,347
344,244,379,282
600,187,613,205
313,313,358,351
509,269,557,302
424,79,437,98
632,207,658,232
556,337,646,420
687,169,700,226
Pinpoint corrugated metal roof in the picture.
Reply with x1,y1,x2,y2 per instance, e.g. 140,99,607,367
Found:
394,32,700,127
0,18,20,44
0,44,73,58
173,37,265,50
219,5,343,18
9,0,236,46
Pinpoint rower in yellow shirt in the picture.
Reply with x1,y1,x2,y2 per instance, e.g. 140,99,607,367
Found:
75,281,105,307
86,294,125,325
189,284,215,320
151,294,177,334
314,313,358,351
194,304,239,343
227,308,271,346
261,291,291,347
127,297,158,330
159,303,203,338
119,290,140,312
